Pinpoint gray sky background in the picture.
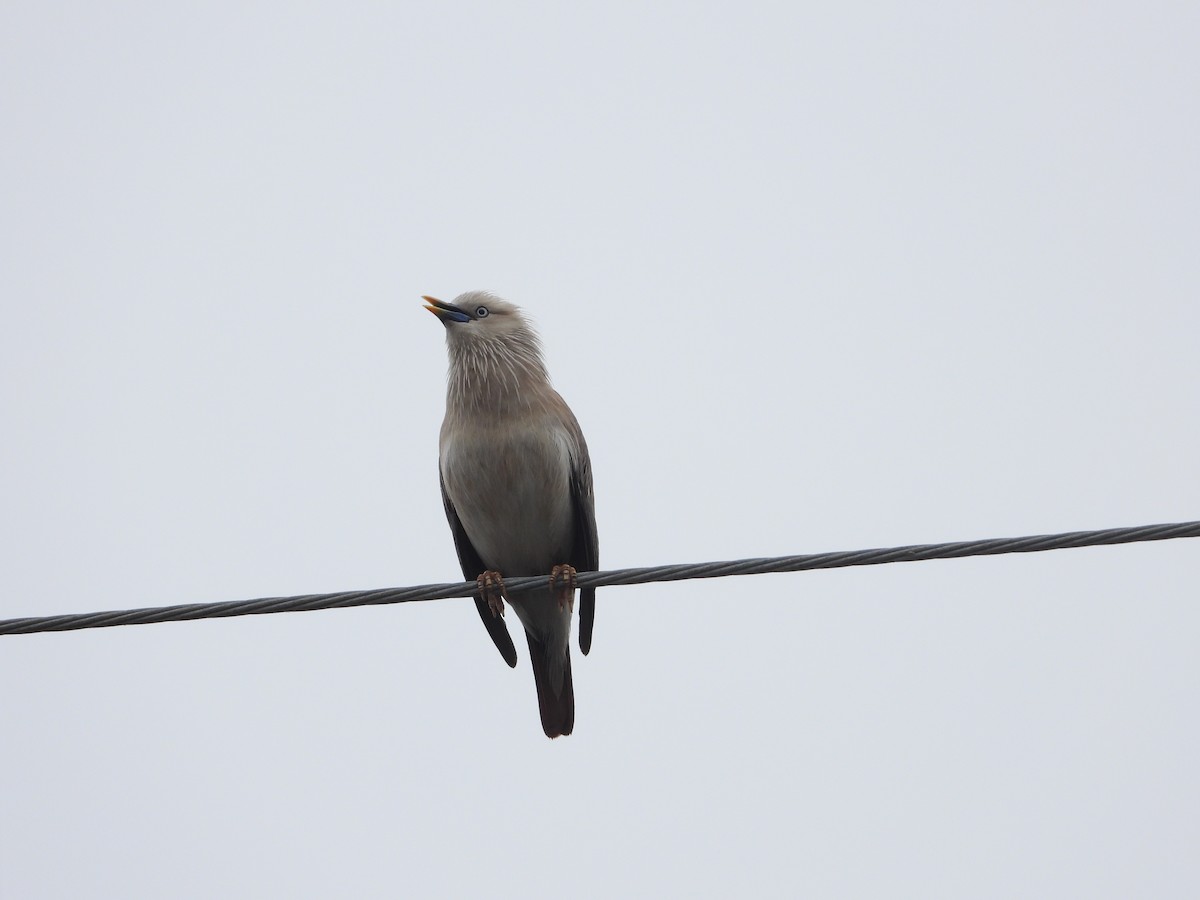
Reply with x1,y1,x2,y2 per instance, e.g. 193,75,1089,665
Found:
2,3,1198,897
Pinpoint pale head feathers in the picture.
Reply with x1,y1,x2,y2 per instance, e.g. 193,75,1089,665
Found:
434,291,553,414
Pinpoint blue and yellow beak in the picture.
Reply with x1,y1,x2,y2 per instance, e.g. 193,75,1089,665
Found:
423,295,471,324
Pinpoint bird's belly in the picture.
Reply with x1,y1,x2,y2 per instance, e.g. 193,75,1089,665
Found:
441,426,575,576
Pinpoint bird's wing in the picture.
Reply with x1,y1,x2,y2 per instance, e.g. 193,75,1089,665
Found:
440,469,518,668
567,419,600,655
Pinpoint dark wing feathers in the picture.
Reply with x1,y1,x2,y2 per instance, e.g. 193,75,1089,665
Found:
568,422,600,655
439,470,518,668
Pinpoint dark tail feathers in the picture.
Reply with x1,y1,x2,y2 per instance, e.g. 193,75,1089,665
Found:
525,631,574,738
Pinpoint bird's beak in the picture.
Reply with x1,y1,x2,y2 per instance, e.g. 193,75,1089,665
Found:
423,295,471,325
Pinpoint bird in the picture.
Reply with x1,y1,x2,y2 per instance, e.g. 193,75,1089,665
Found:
424,291,598,738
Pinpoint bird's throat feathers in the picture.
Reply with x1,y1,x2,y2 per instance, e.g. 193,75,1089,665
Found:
445,325,554,416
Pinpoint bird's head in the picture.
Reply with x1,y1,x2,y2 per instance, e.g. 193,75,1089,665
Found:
423,291,531,346
423,291,549,405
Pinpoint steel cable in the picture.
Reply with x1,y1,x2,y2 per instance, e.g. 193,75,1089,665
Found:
2,520,1197,636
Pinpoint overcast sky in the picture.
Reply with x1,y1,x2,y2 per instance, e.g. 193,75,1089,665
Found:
2,2,1198,897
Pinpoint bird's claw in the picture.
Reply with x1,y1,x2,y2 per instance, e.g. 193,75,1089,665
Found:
477,571,507,617
549,564,577,610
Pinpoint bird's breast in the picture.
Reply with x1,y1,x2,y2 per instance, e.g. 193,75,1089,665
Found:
440,415,575,576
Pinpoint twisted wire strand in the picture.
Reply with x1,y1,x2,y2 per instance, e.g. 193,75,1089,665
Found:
2,520,1197,637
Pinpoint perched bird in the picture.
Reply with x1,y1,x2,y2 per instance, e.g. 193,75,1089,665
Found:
425,291,598,738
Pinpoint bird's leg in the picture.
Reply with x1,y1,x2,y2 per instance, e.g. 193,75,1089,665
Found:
477,571,508,617
549,564,577,610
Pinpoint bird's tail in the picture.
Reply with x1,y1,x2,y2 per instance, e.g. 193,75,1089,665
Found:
525,630,574,738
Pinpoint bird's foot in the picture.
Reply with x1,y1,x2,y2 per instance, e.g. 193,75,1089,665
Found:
477,571,508,617
549,564,577,610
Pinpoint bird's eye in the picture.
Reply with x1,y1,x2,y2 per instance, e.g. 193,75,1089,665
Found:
475,306,490,318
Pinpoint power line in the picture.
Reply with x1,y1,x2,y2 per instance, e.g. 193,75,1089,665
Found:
2,520,1197,637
